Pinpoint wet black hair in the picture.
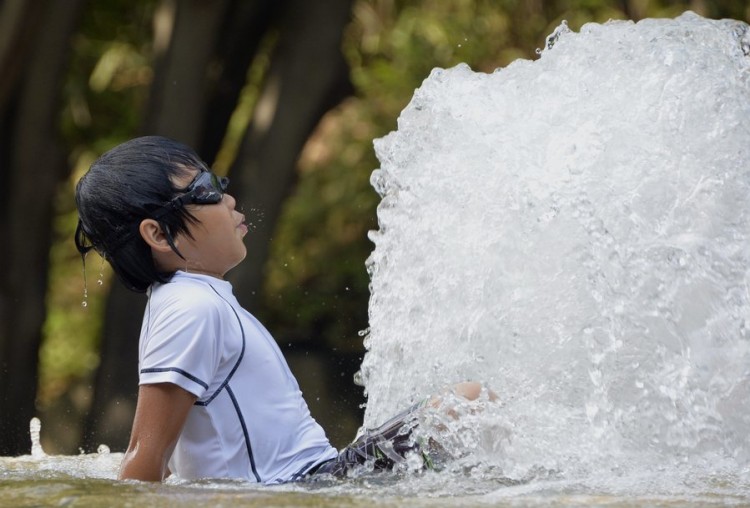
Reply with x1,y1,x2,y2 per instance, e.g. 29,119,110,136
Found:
75,136,209,292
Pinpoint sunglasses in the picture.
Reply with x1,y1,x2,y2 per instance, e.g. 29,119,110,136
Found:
152,170,229,220
75,171,230,256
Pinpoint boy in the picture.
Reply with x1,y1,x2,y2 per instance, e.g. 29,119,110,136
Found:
75,136,485,483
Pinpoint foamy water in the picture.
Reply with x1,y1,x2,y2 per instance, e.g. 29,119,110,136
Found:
360,9,750,489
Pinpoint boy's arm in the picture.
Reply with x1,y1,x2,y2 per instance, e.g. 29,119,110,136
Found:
119,382,197,481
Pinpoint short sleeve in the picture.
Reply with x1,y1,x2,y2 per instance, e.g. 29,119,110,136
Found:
139,285,223,399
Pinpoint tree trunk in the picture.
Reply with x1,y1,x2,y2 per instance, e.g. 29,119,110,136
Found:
199,0,281,162
0,0,84,456
0,0,38,377
0,0,46,110
228,0,354,309
82,0,355,452
143,0,230,145
0,0,43,386
225,0,356,445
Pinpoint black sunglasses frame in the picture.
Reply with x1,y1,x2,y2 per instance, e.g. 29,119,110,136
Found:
151,171,229,220
75,171,229,256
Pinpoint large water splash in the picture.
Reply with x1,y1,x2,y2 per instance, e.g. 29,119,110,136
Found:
361,12,750,480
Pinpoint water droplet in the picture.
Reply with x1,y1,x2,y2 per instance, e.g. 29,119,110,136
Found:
30,418,45,458
81,301,88,308
97,279,103,286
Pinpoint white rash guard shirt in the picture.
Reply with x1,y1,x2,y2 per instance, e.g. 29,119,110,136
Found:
138,271,337,483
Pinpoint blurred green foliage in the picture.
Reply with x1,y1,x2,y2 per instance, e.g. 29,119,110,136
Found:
39,0,750,415
40,0,156,405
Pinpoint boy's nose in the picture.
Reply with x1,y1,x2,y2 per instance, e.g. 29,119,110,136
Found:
223,193,237,209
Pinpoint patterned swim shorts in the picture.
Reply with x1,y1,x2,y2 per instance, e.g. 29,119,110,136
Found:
306,401,441,478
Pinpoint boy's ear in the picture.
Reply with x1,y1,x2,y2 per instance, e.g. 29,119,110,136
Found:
139,218,174,253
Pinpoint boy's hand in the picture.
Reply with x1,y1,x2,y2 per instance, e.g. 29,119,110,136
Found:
119,382,197,481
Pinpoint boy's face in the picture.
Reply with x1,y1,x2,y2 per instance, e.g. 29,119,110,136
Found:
168,168,249,278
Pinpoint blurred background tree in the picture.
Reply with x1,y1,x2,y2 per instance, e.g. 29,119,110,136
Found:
0,0,747,455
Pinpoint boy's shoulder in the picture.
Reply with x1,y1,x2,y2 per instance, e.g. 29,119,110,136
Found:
150,273,229,314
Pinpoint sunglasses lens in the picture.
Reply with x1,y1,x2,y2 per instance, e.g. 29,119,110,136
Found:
192,172,227,204
154,171,228,217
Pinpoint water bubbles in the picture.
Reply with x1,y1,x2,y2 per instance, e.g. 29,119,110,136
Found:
97,258,105,286
363,11,750,479
588,369,603,387
585,403,599,420
395,452,420,473
29,418,45,458
544,20,571,51
731,21,750,56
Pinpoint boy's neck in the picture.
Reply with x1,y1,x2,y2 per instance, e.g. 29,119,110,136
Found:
180,269,225,280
